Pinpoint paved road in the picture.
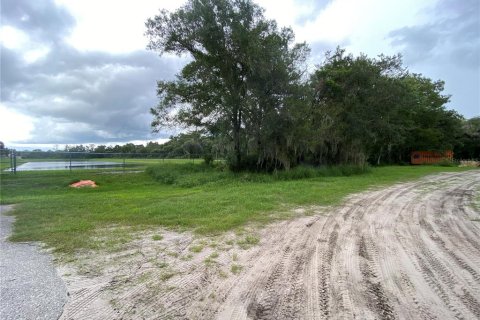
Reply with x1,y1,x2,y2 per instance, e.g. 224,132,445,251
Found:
0,205,67,320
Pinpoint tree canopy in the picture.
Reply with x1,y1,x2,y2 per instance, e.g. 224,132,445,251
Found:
308,49,464,165
146,0,309,170
146,0,474,170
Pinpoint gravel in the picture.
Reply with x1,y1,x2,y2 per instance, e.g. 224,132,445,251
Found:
0,205,67,320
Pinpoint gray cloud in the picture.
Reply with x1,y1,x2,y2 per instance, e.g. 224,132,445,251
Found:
388,0,480,117
389,26,439,63
1,0,182,144
389,0,479,61
293,0,331,26
1,0,75,42
308,39,350,64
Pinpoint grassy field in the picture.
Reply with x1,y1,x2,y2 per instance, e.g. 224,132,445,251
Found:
0,162,475,254
0,156,14,170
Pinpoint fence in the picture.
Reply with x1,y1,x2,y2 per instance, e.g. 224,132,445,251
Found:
0,150,207,174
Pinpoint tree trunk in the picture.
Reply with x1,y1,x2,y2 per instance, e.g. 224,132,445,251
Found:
377,146,384,165
233,108,242,166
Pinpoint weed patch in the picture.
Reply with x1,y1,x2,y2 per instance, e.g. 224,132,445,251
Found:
231,264,243,274
159,271,176,281
152,234,163,241
237,235,260,249
189,245,204,253
204,253,218,266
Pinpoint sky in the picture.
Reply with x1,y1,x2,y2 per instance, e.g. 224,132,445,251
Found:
1,0,479,150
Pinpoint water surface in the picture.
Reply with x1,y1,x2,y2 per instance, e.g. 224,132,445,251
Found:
6,161,123,171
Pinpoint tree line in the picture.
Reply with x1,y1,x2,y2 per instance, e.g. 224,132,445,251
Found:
145,0,478,171
9,133,219,159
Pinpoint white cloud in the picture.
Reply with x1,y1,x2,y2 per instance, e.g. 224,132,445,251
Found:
23,46,51,63
256,0,312,28
56,0,183,53
289,0,437,56
0,104,34,145
51,0,440,60
0,25,51,63
0,25,29,49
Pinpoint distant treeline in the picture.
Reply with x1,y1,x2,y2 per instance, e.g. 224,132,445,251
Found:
8,132,226,160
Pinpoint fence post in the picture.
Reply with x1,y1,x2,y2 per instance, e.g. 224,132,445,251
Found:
123,157,126,172
13,150,16,174
69,153,72,172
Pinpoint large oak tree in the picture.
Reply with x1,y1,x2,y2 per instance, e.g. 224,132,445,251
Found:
146,0,309,169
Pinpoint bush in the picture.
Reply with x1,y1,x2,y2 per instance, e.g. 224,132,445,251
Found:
145,166,177,184
273,164,370,181
146,162,371,188
227,154,297,172
227,154,259,172
437,159,458,167
203,153,214,165
146,163,229,187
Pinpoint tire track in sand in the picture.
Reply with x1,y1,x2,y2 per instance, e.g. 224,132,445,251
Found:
207,171,480,319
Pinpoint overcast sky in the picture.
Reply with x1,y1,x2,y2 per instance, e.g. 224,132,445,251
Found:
1,0,479,149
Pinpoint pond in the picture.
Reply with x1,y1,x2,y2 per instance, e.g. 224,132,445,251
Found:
5,161,124,171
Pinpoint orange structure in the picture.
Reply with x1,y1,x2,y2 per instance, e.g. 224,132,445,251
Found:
411,150,453,165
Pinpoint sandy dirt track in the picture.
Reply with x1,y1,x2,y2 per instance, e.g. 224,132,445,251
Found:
60,171,480,320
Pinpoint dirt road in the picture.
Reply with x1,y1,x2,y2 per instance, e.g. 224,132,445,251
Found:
60,171,480,319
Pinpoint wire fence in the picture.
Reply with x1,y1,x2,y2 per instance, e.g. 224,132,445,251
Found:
0,150,209,175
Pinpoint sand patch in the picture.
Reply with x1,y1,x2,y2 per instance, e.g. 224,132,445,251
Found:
69,180,97,188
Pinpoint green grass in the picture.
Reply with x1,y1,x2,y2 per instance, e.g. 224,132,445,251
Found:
189,244,204,253
0,163,475,254
0,156,16,170
204,252,219,265
231,264,243,274
237,234,260,249
152,234,163,241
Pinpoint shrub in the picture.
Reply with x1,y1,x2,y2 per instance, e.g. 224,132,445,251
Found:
145,162,370,188
145,166,177,184
437,159,458,167
203,153,214,166
272,164,370,181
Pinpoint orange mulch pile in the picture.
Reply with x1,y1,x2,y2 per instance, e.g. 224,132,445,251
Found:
69,180,98,188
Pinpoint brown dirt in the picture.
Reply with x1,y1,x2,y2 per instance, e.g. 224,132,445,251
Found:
59,171,480,319
69,180,97,188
